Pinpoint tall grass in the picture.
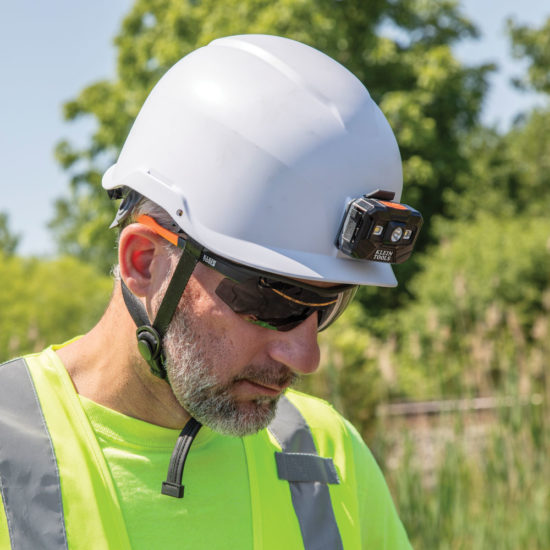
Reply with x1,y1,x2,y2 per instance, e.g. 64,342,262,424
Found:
374,398,550,549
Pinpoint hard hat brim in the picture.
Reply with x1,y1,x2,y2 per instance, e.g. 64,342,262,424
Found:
103,165,397,287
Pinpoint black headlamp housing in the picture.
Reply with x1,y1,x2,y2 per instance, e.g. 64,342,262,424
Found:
336,189,423,264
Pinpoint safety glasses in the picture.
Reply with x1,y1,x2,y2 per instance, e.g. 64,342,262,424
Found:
137,215,357,332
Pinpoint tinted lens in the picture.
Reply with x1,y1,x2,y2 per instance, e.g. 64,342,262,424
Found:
215,276,357,332
316,285,358,330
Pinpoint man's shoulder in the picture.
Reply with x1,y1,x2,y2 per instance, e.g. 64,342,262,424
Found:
283,389,362,448
284,388,341,419
0,356,26,368
1,347,53,372
0,346,72,399
0,353,39,374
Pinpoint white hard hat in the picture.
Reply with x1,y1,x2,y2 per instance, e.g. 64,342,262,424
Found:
102,34,403,286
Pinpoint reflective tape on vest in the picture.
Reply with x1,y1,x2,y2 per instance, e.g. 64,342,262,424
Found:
0,358,68,550
269,395,344,550
275,452,340,484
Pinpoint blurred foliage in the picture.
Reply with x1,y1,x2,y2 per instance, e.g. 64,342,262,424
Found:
508,15,550,94
445,108,550,224
0,252,112,362
0,212,20,256
51,0,492,283
407,215,550,334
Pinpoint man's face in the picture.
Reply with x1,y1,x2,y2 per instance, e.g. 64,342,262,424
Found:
156,263,321,436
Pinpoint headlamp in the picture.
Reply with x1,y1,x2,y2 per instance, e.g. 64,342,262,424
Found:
336,189,423,264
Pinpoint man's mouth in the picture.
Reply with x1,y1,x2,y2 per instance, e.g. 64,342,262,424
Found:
234,378,284,396
231,365,298,399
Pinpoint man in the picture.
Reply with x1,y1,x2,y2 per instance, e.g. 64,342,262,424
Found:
0,35,420,549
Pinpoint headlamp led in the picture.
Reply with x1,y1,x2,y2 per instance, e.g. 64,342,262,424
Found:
336,189,423,264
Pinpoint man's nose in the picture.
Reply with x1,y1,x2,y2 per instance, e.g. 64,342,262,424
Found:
266,313,321,375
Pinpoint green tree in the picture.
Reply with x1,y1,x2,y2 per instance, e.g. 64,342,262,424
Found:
443,15,550,225
0,212,20,256
508,15,550,94
382,213,550,399
443,106,550,227
0,252,112,362
52,0,492,281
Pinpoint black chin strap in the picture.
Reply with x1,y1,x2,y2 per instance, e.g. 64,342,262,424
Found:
161,417,202,498
121,238,204,498
121,239,202,379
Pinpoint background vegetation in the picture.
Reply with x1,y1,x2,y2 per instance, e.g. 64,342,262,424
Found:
1,1,548,547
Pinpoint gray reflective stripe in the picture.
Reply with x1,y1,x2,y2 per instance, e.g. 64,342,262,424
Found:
275,452,340,484
269,395,344,550
0,359,68,550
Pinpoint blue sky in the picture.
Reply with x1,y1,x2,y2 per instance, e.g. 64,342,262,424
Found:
1,0,548,257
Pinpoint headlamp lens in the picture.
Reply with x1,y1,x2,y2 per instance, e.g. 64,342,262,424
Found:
390,227,403,242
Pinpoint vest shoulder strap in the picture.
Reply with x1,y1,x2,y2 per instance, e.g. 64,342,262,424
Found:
268,395,344,550
0,358,68,550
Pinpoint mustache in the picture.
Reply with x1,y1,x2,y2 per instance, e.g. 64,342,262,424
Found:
233,363,298,389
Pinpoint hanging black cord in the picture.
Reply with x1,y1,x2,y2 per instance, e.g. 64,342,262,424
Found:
161,418,202,498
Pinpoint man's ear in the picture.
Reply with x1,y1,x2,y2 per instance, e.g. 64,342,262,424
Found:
119,224,166,298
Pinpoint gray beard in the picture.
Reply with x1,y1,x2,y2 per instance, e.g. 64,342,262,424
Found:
162,302,298,436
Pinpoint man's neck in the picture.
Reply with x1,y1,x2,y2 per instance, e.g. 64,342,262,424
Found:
56,286,191,429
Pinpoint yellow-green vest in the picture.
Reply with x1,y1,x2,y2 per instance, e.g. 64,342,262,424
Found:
0,352,411,549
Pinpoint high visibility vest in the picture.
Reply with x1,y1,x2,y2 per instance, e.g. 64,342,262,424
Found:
0,357,366,550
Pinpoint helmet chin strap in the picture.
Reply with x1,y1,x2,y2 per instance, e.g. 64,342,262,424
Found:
121,238,205,499
121,238,202,380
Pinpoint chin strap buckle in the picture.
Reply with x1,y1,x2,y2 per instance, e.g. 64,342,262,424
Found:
161,418,202,498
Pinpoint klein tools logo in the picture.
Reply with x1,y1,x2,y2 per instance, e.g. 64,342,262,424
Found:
373,249,394,262
202,254,217,267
